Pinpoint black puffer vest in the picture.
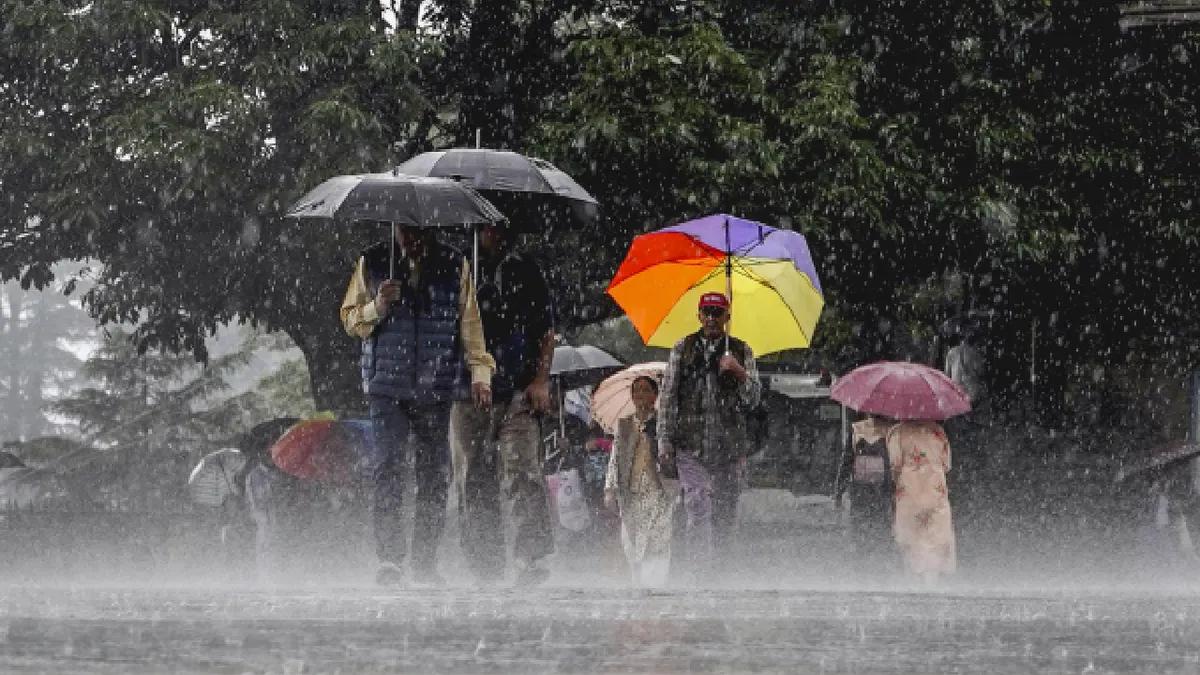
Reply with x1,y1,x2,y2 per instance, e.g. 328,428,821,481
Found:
359,242,466,402
475,251,552,399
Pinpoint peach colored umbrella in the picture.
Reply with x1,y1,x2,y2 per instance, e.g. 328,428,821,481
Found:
590,362,667,434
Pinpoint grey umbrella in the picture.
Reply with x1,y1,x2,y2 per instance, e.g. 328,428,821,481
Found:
286,172,505,278
549,345,624,440
551,345,623,381
395,149,598,205
187,448,247,507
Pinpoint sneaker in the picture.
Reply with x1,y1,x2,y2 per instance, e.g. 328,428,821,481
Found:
375,562,405,587
411,567,447,587
514,564,550,588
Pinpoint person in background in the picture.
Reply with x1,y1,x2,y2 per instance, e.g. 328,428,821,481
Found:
604,375,677,587
657,292,761,583
944,325,988,420
836,413,897,570
450,222,556,587
341,225,495,586
231,418,296,577
885,420,957,583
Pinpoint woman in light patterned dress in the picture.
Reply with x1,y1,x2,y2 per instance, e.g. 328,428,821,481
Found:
604,376,678,587
886,420,957,582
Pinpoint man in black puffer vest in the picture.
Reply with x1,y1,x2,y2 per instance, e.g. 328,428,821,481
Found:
341,225,495,586
450,222,556,587
657,292,761,584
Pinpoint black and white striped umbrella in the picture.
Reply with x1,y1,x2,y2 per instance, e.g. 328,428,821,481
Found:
187,448,246,507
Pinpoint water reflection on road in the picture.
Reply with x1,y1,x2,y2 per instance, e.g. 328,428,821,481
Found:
3,585,1200,673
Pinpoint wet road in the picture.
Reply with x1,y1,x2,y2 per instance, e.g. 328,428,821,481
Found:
3,585,1200,673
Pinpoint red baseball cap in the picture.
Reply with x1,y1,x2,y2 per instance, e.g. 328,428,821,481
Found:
698,292,730,309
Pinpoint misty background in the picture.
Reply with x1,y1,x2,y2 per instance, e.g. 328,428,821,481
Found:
1,1,1199,586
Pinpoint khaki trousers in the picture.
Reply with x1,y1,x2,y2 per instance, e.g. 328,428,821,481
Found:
450,395,554,580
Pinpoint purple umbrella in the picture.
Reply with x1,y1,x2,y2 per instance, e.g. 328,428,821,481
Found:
660,213,823,294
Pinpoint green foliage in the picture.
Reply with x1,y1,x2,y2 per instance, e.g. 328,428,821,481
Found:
539,23,776,229
48,327,288,507
0,263,94,442
254,357,318,419
1,0,427,411
54,329,258,445
4,0,1200,434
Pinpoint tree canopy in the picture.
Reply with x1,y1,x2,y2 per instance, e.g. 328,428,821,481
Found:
3,0,1199,435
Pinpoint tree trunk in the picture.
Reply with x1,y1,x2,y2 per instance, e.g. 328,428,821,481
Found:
3,284,26,441
394,0,421,31
458,0,522,147
289,322,365,418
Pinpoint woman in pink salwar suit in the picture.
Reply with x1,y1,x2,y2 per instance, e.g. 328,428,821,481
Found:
886,420,957,580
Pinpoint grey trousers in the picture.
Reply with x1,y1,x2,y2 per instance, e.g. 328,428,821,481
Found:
676,452,742,582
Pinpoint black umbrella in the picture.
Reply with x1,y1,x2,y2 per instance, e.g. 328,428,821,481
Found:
395,149,599,227
396,149,597,203
286,171,505,278
551,345,623,386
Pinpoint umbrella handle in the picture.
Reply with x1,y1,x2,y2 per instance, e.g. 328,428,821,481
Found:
724,214,733,356
389,223,396,280
558,378,566,442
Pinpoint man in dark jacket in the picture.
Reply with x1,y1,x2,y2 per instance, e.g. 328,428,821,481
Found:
341,225,494,586
450,222,556,587
657,292,761,582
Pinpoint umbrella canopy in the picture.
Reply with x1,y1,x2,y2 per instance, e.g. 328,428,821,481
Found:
231,417,301,464
395,149,598,204
607,213,824,356
187,448,246,507
286,172,505,226
563,386,593,427
831,361,971,421
286,171,505,279
550,344,624,390
1116,442,1200,483
591,362,667,434
269,418,358,486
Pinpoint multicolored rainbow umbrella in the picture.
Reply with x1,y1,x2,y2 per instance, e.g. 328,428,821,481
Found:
607,214,824,356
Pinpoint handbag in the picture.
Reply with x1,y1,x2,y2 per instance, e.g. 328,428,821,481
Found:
546,468,591,531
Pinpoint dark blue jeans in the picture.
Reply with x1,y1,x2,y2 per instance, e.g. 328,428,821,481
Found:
368,396,452,571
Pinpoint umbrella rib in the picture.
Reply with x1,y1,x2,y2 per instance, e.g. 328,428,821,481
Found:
914,368,942,417
215,455,234,495
726,229,796,257
678,267,726,294
680,231,786,260
676,235,773,267
685,265,782,301
727,257,772,282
